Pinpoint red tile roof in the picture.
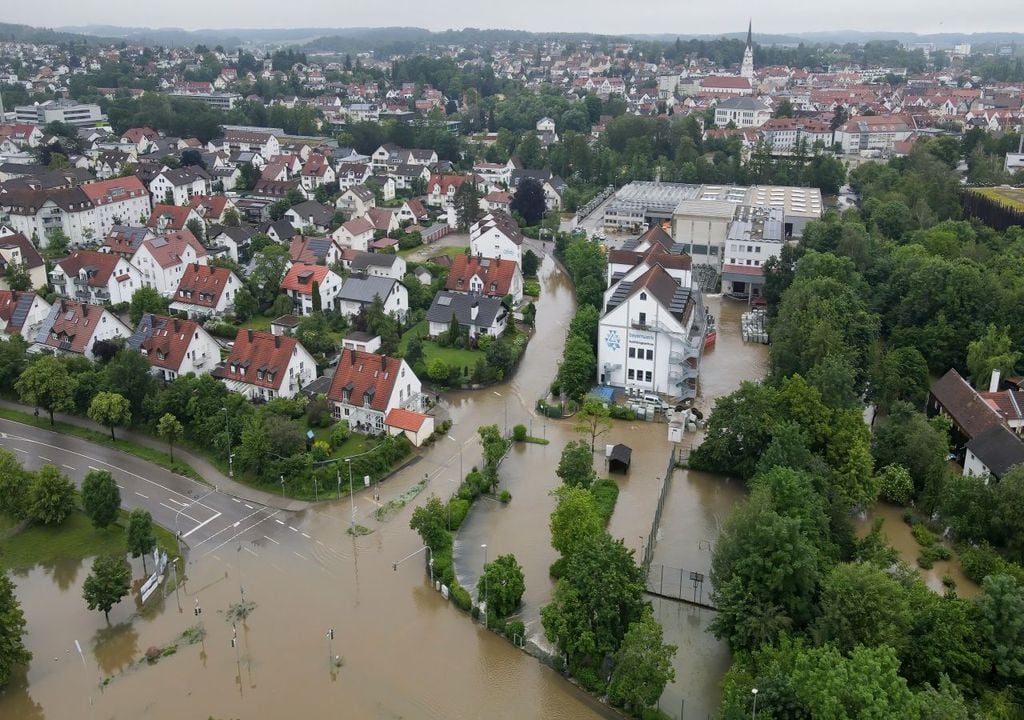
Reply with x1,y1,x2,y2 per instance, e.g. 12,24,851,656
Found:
135,314,202,372
173,264,235,308
188,194,229,218
700,75,752,90
57,250,123,287
0,230,44,270
931,369,1002,439
141,230,206,268
446,255,518,297
37,300,110,354
327,349,401,413
281,263,332,294
0,290,40,333
147,204,195,230
80,176,148,206
217,329,298,391
386,408,430,432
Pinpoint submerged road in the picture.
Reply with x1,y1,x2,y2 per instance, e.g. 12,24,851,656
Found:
0,418,293,554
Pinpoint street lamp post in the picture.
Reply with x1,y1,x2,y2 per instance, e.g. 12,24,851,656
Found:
223,407,233,478
481,543,488,628
280,474,285,498
345,459,354,533
752,688,759,719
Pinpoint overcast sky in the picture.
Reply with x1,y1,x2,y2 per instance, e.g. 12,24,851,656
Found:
9,1,1023,36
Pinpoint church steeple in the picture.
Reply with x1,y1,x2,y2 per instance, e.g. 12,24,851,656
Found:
741,19,755,80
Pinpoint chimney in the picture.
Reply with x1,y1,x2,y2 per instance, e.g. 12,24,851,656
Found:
193,261,199,271
173,319,180,332
471,300,479,321
275,334,281,349
990,369,1002,394
247,329,254,343
351,349,357,365
381,356,387,373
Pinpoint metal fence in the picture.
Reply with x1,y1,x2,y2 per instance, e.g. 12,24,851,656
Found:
641,449,678,572
645,564,716,610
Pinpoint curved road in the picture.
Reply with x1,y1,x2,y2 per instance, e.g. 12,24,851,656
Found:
0,418,295,556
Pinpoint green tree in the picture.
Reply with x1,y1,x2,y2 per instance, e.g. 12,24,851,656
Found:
452,180,480,232
0,448,31,520
815,562,911,653
0,570,31,686
129,286,169,325
556,440,596,489
573,399,613,453
875,346,930,412
478,553,525,619
877,464,914,505
607,608,677,715
126,509,156,573
26,465,77,526
792,644,920,719
521,248,540,277
557,334,596,402
233,286,258,322
567,303,599,347
156,413,184,461
43,227,70,260
88,391,131,441
102,349,157,422
550,485,603,558
511,178,546,225
872,402,949,510
975,573,1024,683
410,495,450,552
248,245,291,309
185,217,205,242
404,334,424,367
80,469,121,529
82,554,131,622
541,532,647,673
966,324,1021,390
15,355,76,425
0,334,27,394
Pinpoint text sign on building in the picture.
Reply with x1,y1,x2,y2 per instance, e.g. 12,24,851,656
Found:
627,329,656,347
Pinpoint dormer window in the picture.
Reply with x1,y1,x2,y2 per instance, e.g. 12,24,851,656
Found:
640,292,647,300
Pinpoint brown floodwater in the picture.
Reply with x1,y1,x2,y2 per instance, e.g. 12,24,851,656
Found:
0,262,767,720
854,503,980,599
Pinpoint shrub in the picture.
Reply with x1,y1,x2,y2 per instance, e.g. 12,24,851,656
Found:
512,424,527,441
505,620,526,641
911,523,939,547
918,544,952,568
549,557,567,579
450,584,472,611
310,440,332,461
427,358,450,384
446,498,470,531
574,665,606,693
305,397,333,428
960,543,1003,583
877,464,914,505
523,280,541,297
499,490,512,503
608,404,637,420
471,605,480,620
590,478,620,527
329,421,350,448
477,335,493,352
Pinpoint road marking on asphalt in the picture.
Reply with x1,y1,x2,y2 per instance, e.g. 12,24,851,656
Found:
39,455,52,462
167,498,188,507
181,511,223,539
232,497,241,503
62,464,74,470
12,448,26,453
135,492,149,499
243,546,258,557
88,466,101,471
275,519,285,525
292,551,307,560
263,535,280,545
244,504,253,509
200,510,282,556
288,526,298,532
159,503,199,522
447,435,456,442
301,532,310,539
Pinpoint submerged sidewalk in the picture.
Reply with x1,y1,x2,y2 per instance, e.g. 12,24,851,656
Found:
0,398,311,512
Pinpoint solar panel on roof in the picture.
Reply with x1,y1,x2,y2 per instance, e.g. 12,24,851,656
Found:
151,237,167,247
437,296,452,306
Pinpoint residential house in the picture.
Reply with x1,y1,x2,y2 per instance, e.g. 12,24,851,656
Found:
146,204,204,233
51,250,142,305
31,300,133,360
394,199,428,225
426,291,507,339
366,207,400,234
481,191,511,213
127,313,221,381
280,263,343,316
469,211,524,265
0,290,51,340
336,276,408,320
299,153,336,192
120,127,160,153
335,184,376,217
214,329,316,400
714,97,772,128
131,230,208,297
102,226,156,259
390,163,431,191
188,194,236,224
284,200,335,233
0,228,47,289
349,252,407,280
445,254,523,304
426,174,471,208
384,408,435,447
335,163,373,191
209,226,253,264
326,348,424,434
699,76,753,96
834,114,915,155
289,236,337,265
222,128,281,158
331,217,375,252
168,263,242,319
149,167,213,206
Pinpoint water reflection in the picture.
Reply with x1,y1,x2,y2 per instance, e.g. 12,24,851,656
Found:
92,621,139,676
43,557,81,592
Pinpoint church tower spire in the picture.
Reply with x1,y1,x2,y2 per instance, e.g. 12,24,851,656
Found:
741,19,755,80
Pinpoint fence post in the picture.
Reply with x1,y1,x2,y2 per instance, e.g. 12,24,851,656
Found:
660,564,665,595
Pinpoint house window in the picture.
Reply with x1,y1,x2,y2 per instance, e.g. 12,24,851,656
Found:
639,292,647,300
628,347,636,358
374,414,384,431
646,349,654,360
645,371,653,382
627,369,635,380
638,312,647,326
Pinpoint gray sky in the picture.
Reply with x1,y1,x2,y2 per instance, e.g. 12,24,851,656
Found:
9,1,1022,36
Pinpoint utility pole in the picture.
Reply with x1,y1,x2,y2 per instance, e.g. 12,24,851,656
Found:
345,459,354,533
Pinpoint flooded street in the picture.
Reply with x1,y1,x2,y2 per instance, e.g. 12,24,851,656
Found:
0,264,769,719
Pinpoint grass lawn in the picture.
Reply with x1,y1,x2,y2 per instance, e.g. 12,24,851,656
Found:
399,320,484,369
239,314,273,331
0,407,202,482
401,244,468,260
970,186,1024,211
0,510,178,570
